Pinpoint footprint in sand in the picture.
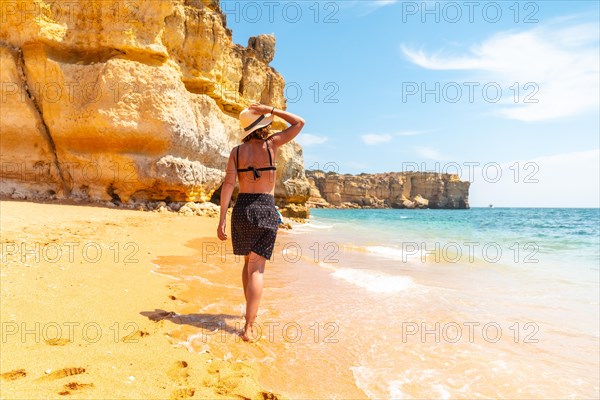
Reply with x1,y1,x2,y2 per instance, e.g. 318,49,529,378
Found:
1,369,27,381
45,338,71,346
167,361,195,400
58,381,94,396
205,361,251,395
170,387,195,400
38,367,86,382
204,362,281,399
259,391,280,400
122,330,150,342
167,360,190,381
168,295,188,303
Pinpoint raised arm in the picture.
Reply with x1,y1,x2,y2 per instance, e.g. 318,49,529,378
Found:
217,148,237,240
247,103,305,148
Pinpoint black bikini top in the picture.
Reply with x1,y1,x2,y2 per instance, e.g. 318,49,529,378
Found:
236,139,277,180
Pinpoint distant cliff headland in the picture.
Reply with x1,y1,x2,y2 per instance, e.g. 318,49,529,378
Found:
305,170,470,210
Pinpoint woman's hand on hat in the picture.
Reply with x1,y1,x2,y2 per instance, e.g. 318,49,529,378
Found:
249,103,272,115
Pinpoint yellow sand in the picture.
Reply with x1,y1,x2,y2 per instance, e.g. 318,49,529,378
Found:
0,199,284,400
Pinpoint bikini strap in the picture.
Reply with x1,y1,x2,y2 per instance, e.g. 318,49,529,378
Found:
236,145,240,170
265,139,273,166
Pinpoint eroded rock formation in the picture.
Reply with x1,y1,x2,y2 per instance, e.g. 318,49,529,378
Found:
306,170,470,209
0,0,310,215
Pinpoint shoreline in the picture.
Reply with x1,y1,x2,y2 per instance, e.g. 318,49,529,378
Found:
0,199,286,399
4,200,596,398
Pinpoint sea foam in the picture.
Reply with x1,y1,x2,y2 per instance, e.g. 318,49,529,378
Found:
365,245,422,261
328,266,414,293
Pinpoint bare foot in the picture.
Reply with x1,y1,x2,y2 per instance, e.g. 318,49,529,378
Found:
240,324,259,342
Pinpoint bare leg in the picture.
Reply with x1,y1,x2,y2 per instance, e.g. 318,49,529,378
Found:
242,251,266,341
242,254,249,302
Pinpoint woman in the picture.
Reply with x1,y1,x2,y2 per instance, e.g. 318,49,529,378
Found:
217,103,305,342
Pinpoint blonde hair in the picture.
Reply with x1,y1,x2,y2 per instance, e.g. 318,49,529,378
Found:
242,125,271,143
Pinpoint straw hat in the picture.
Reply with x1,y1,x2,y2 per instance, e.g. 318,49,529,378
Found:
239,107,274,141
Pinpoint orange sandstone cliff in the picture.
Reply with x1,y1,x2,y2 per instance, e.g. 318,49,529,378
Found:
0,0,311,216
306,170,470,209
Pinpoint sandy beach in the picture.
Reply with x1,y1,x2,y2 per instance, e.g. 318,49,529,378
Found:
1,0,597,397
0,199,285,400
2,201,599,399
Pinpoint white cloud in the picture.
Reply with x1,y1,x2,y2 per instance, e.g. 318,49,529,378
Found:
360,130,432,145
414,146,449,161
350,0,398,16
401,21,599,121
395,130,431,136
373,0,397,7
361,133,392,145
295,134,328,147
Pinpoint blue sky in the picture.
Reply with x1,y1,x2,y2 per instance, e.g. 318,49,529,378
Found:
221,1,599,207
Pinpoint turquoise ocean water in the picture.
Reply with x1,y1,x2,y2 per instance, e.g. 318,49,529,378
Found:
259,207,600,398
159,207,599,398
306,207,600,268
